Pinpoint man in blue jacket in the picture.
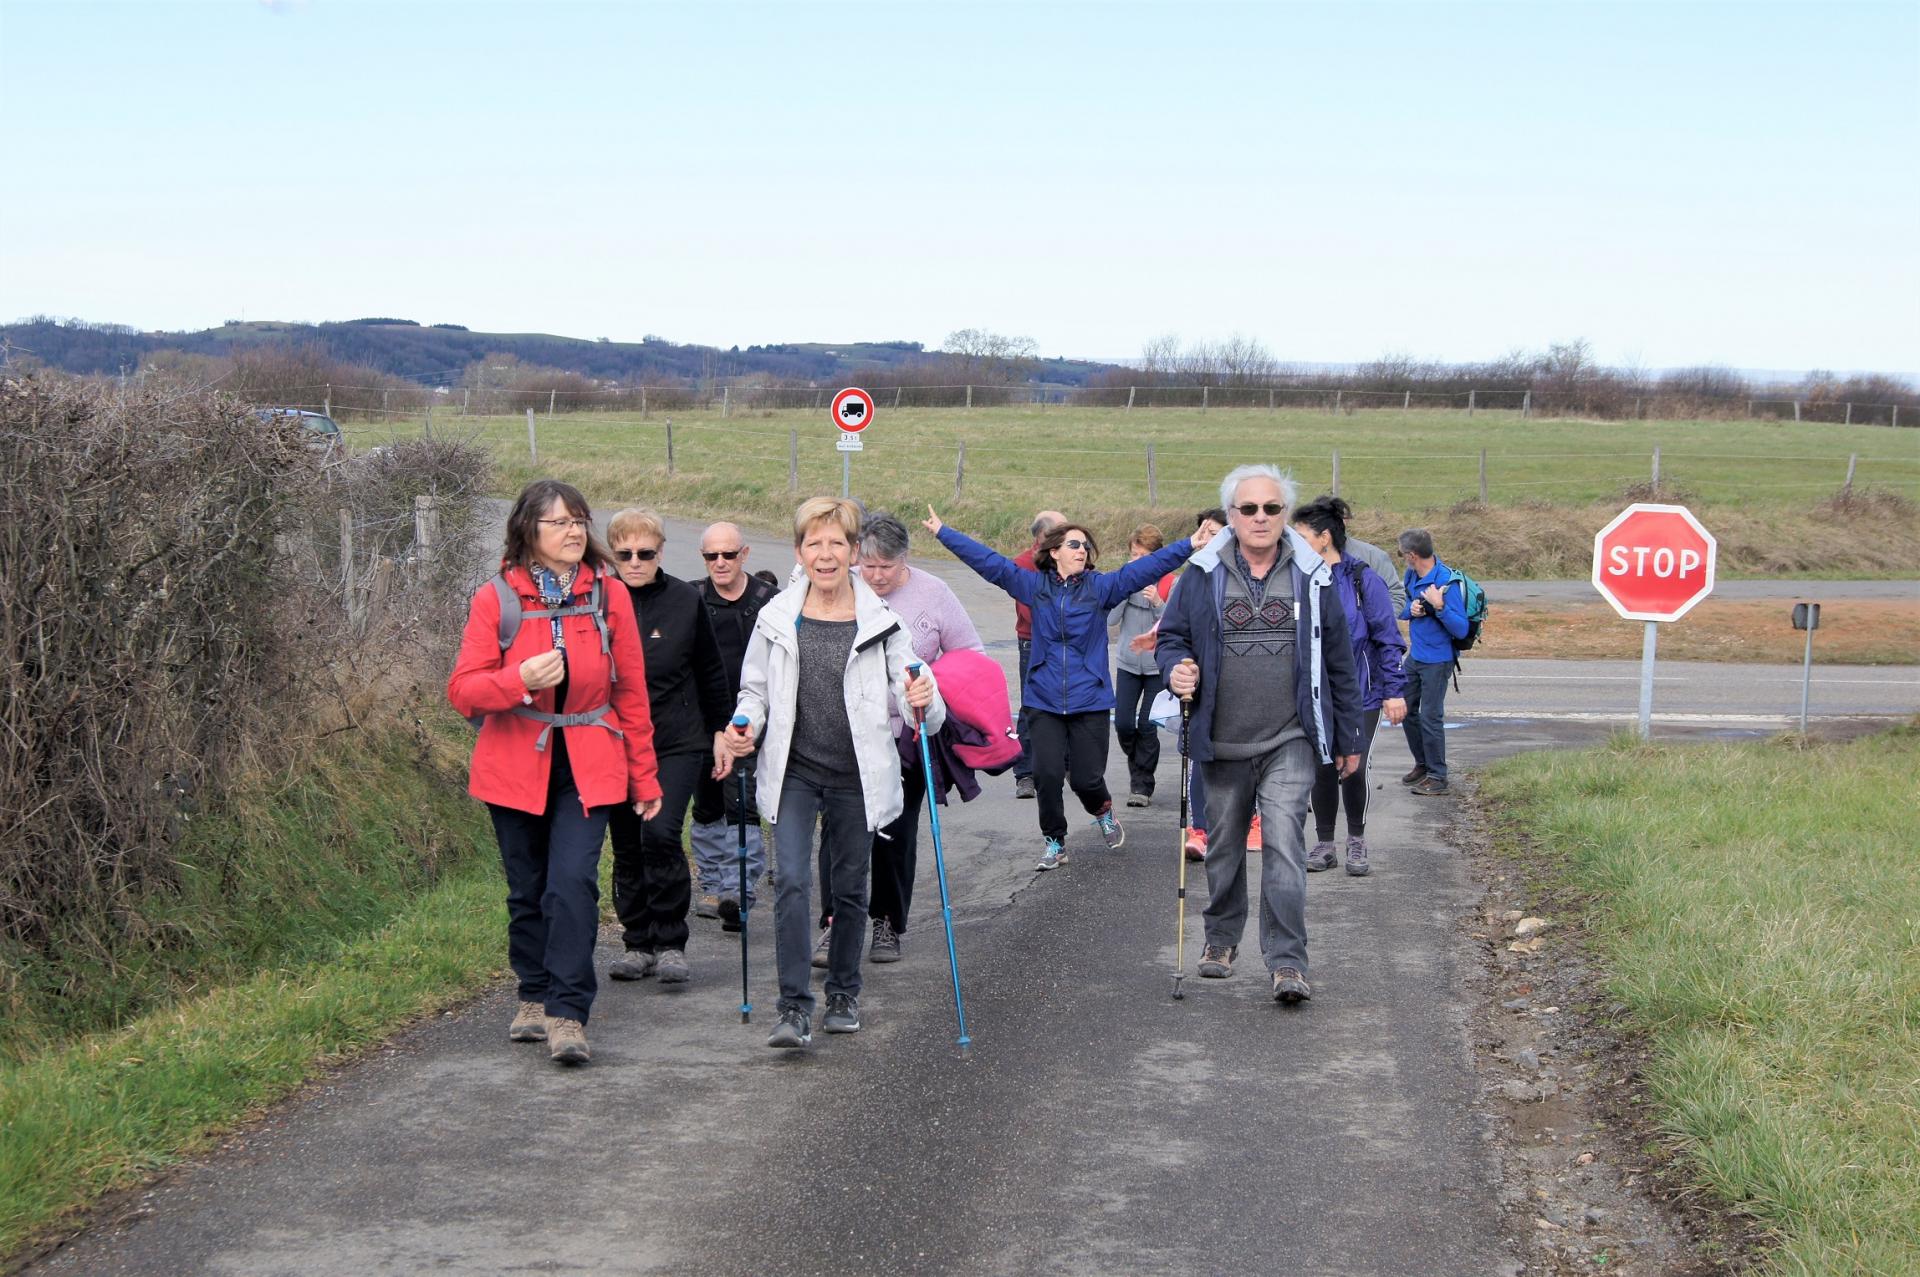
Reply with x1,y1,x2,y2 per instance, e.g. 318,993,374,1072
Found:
1158,464,1363,1005
1396,527,1469,797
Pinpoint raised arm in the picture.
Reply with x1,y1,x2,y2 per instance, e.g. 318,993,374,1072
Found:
934,524,1042,606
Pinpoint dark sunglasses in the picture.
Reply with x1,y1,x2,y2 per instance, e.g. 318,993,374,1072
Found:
614,548,659,562
701,549,743,562
1062,538,1089,551
1233,502,1286,517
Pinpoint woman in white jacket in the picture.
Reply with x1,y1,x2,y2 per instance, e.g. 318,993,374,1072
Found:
715,497,945,1050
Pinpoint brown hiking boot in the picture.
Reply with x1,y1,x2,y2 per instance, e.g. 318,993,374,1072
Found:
547,1017,590,1064
1400,765,1428,786
1411,775,1451,797
509,1001,548,1042
1272,968,1312,1004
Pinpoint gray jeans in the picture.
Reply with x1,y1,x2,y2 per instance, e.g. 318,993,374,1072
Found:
1199,737,1317,974
772,774,869,1016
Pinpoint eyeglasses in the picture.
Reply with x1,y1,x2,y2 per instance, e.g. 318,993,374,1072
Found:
1062,538,1089,551
701,549,743,562
537,518,590,532
614,548,658,562
1232,502,1286,518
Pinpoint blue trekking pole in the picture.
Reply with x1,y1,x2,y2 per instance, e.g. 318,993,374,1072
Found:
730,713,753,1025
906,662,971,1054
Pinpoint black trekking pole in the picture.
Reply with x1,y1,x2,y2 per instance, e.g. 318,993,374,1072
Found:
730,713,753,1025
1172,670,1195,1000
907,662,971,1054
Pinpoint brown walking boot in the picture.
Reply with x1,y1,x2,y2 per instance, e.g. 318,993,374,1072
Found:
509,1001,548,1042
547,1017,591,1064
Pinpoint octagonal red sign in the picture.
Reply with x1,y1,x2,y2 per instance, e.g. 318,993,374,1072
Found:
1592,503,1717,621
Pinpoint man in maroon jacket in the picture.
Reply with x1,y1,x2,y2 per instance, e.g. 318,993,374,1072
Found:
1010,509,1065,799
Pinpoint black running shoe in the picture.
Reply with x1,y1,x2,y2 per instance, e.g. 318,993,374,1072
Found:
767,1007,812,1049
821,992,862,1034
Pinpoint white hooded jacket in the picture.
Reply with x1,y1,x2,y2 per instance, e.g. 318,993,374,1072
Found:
733,574,947,831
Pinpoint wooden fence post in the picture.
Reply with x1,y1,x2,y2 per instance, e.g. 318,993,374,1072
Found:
722,386,730,418
1147,444,1157,505
954,441,966,502
1268,388,1276,413
526,408,537,462
382,389,389,413
1127,386,1136,410
1845,402,1853,426
548,388,556,418
1893,405,1900,429
666,418,674,474
1652,446,1661,492
324,385,332,417
1333,389,1342,415
338,509,354,618
789,428,799,492
1522,390,1531,418
965,385,972,410
1844,453,1857,493
641,385,648,417
1404,390,1411,411
1201,385,1209,412
413,495,439,565
894,386,902,409
1478,448,1488,503
1331,449,1341,497
1467,389,1476,417
462,387,469,415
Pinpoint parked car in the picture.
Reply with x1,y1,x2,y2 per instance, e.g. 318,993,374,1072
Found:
253,407,342,458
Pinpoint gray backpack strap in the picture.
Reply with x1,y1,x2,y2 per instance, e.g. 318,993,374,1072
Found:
492,573,520,650
512,702,622,752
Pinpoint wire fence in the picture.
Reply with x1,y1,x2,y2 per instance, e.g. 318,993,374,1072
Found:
251,379,1916,429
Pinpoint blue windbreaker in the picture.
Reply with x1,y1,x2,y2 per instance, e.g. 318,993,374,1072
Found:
937,527,1193,716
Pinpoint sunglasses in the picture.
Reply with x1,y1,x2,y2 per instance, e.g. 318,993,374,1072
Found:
1233,502,1286,517
1062,538,1089,551
701,549,743,562
614,548,659,562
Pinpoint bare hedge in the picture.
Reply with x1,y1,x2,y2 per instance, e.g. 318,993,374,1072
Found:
0,374,491,977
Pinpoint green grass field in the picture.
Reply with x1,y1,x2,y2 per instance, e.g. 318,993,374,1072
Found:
347,405,1920,578
1480,729,1920,1276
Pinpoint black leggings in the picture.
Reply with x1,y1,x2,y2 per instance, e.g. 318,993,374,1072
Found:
1030,710,1112,842
1310,709,1381,840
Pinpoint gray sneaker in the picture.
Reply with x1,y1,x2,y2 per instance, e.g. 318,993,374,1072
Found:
654,948,690,984
1092,805,1125,849
1015,775,1036,800
1344,837,1370,877
608,949,656,981
810,924,833,969
870,918,902,964
1126,791,1151,808
1305,841,1338,872
1272,968,1312,1004
693,893,721,920
821,992,862,1034
767,1006,812,1049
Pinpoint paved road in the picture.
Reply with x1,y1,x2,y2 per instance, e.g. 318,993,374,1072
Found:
28,511,1911,1276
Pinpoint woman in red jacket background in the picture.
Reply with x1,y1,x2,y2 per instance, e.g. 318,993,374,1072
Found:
448,479,662,1066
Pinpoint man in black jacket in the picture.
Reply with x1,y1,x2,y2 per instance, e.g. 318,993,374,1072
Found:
689,521,779,924
605,511,733,984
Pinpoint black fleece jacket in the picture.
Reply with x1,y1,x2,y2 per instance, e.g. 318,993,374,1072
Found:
626,570,732,758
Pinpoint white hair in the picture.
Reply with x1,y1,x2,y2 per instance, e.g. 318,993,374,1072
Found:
1219,464,1297,513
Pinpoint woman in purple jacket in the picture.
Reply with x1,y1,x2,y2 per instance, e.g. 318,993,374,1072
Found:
1290,497,1407,877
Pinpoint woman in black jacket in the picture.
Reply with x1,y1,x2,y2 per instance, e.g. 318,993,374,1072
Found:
605,509,733,985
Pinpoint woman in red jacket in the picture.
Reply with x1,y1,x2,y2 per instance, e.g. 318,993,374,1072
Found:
448,479,663,1066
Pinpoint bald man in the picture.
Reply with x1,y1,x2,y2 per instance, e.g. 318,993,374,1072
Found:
1011,509,1066,798
689,521,780,924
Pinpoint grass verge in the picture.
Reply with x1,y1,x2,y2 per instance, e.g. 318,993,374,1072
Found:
0,720,504,1263
1478,727,1920,1275
1484,599,1920,665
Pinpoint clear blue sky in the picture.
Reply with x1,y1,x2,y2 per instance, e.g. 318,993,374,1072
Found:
3,0,1915,372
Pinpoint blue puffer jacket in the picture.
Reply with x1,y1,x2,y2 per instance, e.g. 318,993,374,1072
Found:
937,526,1194,716
1332,555,1408,712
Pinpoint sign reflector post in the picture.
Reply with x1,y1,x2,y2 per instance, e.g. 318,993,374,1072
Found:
1792,602,1822,733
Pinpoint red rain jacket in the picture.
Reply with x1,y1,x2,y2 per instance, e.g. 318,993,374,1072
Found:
448,562,663,816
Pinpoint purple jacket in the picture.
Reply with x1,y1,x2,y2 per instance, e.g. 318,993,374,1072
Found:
1332,556,1407,712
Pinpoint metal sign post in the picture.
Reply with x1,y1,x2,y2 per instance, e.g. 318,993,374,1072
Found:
1792,603,1821,733
829,388,874,500
1592,503,1718,741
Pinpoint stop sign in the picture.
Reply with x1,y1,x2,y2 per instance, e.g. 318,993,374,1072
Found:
1592,503,1717,621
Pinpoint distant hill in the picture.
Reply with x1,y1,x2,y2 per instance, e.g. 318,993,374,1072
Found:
0,317,1126,388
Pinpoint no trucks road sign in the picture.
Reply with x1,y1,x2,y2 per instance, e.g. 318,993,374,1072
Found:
1592,502,1718,738
831,387,874,433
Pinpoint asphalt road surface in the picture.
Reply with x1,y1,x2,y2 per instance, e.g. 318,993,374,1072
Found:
28,513,1913,1276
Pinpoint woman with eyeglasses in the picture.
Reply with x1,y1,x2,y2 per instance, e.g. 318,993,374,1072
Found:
602,509,732,988
923,506,1194,871
448,480,663,1066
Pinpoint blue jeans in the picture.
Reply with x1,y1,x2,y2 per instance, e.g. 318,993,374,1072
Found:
1014,637,1034,780
488,765,611,1024
1199,738,1316,974
1403,659,1451,779
773,774,870,1016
